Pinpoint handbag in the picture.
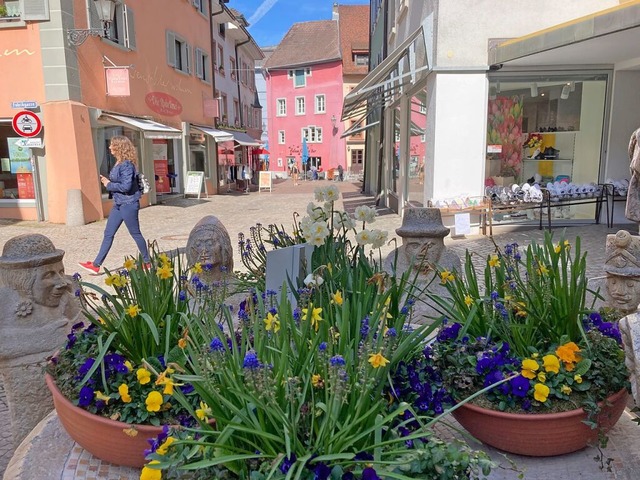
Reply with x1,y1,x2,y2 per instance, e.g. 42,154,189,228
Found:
137,173,151,194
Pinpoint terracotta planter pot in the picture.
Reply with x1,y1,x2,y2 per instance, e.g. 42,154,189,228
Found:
452,388,629,457
45,373,164,468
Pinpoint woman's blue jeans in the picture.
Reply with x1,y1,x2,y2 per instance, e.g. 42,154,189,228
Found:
94,202,149,266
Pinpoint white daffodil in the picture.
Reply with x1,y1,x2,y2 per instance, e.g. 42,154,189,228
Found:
354,205,377,224
304,273,324,287
324,185,340,202
355,229,373,246
370,229,389,249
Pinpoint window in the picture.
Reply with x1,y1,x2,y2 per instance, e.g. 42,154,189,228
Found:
194,48,210,82
315,94,326,113
295,96,305,115
351,149,364,164
218,46,224,72
293,69,306,88
419,102,426,114
276,98,286,116
192,0,207,15
302,126,323,143
220,94,228,121
230,57,236,79
278,131,285,144
234,100,240,126
353,53,368,66
166,31,191,74
103,3,136,49
219,22,226,38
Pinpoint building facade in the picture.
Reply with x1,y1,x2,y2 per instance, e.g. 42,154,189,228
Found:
0,0,261,223
264,20,346,176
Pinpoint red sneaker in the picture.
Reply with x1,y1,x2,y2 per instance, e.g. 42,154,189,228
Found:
79,261,100,274
143,262,152,270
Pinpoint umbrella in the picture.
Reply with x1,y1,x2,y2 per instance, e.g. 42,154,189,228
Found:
301,138,309,180
253,147,270,155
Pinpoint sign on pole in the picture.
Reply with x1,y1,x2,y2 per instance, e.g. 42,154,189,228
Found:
15,138,43,148
12,111,42,137
11,101,38,109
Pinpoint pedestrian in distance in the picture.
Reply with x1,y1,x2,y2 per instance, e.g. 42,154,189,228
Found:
79,136,150,274
291,163,300,185
337,164,344,182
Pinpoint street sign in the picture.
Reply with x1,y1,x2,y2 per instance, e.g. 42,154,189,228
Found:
12,110,42,138
11,101,38,109
15,138,43,148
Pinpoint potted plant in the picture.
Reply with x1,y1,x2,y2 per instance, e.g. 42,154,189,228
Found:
46,246,215,467
140,186,495,479
410,233,630,456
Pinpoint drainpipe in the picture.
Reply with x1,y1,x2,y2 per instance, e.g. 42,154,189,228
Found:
235,39,250,128
211,0,225,119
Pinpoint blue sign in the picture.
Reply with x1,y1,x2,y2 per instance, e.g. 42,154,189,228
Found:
11,101,38,109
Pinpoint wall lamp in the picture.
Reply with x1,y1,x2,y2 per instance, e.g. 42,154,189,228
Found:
67,0,117,47
331,114,337,127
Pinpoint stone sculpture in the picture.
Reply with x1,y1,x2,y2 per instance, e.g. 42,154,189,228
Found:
0,234,80,452
625,127,640,222
186,215,234,284
620,314,640,405
603,230,640,315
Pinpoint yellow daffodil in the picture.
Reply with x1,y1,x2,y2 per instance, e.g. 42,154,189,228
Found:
140,460,162,480
118,384,132,403
537,263,549,275
94,390,111,404
178,338,187,349
521,358,540,379
264,312,281,333
137,368,151,385
534,383,550,402
563,240,571,250
158,252,170,265
561,385,572,395
105,274,127,288
126,304,140,317
156,436,175,455
311,374,324,388
488,254,500,268
195,401,211,421
515,302,528,317
367,272,387,291
537,372,546,383
156,263,173,280
191,262,203,274
123,258,136,270
464,295,473,307
145,391,163,412
302,304,323,332
161,378,175,395
574,374,583,384
554,244,562,254
439,270,455,284
98,317,106,325
368,351,390,369
327,263,333,274
542,354,560,374
332,290,343,306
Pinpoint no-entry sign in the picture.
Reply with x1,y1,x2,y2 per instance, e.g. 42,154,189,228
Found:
12,110,42,137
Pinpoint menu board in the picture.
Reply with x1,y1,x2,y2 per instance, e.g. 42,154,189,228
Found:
184,171,205,198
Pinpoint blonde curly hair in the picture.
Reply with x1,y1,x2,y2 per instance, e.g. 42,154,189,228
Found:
109,136,138,166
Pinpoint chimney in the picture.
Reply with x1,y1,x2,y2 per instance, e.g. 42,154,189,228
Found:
332,2,339,20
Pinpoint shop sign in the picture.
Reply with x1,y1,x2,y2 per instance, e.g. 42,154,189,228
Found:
15,138,43,148
145,92,183,116
105,68,131,97
487,144,502,153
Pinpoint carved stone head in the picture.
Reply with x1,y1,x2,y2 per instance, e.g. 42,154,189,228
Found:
604,230,640,314
186,215,233,283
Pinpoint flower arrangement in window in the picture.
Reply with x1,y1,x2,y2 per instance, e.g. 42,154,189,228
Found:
523,132,544,150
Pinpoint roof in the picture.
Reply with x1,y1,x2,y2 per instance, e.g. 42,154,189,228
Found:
256,45,277,68
264,20,341,69
338,5,370,75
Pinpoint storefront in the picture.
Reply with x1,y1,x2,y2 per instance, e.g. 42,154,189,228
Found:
217,129,261,192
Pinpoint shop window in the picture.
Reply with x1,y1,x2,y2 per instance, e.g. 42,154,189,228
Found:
195,48,210,82
0,124,35,199
315,94,325,113
166,30,191,74
295,96,305,115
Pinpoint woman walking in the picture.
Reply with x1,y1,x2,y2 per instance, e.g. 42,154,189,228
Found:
79,136,150,274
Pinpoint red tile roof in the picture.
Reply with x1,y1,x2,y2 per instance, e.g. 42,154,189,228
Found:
338,5,370,75
264,20,340,70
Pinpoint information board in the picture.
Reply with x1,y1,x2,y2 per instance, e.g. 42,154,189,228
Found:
184,171,206,198
259,171,272,192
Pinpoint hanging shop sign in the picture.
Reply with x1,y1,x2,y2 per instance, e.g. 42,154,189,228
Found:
105,68,131,96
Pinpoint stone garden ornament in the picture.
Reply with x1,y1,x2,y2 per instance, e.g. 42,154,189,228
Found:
186,215,234,284
0,234,80,450
625,126,640,222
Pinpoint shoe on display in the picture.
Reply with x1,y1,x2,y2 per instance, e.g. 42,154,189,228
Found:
79,261,100,274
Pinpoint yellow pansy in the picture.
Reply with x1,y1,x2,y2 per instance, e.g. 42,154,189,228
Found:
368,351,390,369
488,254,500,268
331,290,343,306
94,390,111,404
464,295,473,307
140,460,162,480
311,374,324,388
126,304,140,317
542,354,560,374
156,264,173,280
124,360,133,372
191,262,203,274
574,374,583,384
123,258,136,270
537,372,546,383
145,391,163,412
533,383,550,402
521,358,540,379
439,270,455,284
195,401,211,421
263,312,281,333
118,384,132,403
556,342,581,364
137,368,151,385
302,304,323,332
156,436,175,455
561,385,572,395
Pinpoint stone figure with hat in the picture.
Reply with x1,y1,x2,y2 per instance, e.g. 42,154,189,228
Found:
186,215,234,284
0,234,81,454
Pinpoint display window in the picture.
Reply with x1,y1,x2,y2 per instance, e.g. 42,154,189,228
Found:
0,123,36,200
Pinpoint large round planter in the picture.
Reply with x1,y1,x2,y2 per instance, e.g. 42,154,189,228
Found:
452,388,629,457
45,373,163,468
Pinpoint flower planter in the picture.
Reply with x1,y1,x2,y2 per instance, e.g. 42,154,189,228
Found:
452,388,629,457
45,373,163,468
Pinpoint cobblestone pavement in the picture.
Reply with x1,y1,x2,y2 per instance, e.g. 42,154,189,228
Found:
0,178,637,479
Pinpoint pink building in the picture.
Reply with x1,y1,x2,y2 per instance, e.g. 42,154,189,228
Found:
264,21,346,175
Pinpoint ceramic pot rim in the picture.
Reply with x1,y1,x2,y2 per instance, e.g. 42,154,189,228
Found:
457,387,628,421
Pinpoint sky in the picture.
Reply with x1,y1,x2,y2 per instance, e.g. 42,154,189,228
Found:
229,0,371,47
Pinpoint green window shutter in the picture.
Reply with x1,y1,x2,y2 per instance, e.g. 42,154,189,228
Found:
166,31,176,67
22,0,50,21
124,4,136,50
195,48,203,78
184,43,192,74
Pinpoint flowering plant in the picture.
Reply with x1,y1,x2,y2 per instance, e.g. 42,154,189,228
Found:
416,233,629,420
523,132,543,150
141,187,494,480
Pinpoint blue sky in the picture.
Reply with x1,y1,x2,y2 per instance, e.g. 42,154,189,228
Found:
229,0,370,47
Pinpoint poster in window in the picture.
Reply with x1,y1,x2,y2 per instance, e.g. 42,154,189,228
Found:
7,138,32,173
16,173,35,199
152,140,170,193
